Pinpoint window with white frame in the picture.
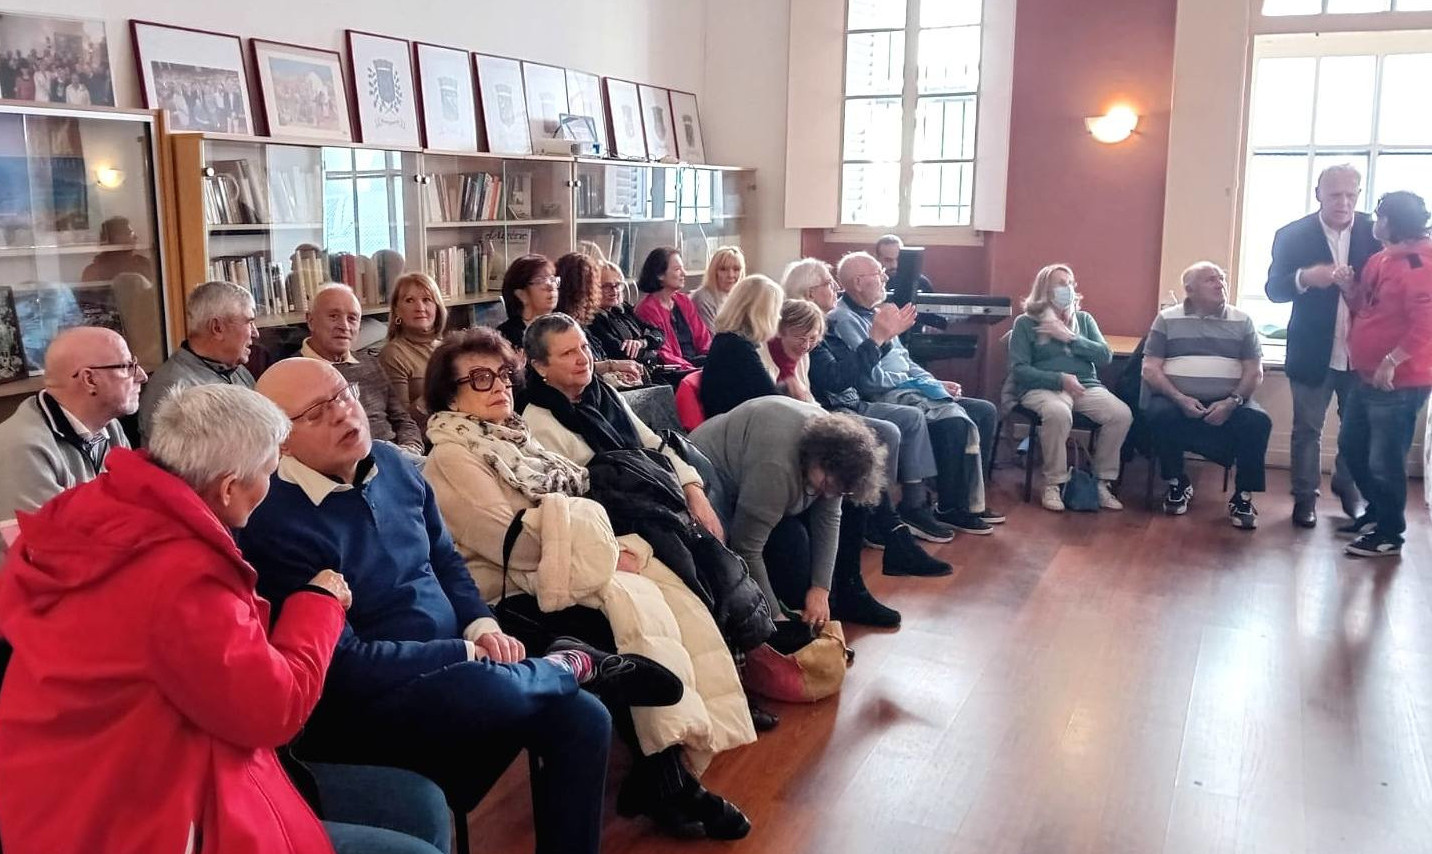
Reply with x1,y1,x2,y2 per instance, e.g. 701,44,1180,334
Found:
1236,31,1432,335
1263,0,1432,15
840,0,982,228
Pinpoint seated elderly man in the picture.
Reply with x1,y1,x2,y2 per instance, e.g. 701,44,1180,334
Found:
1142,261,1270,528
0,326,145,522
138,279,258,443
300,283,423,457
237,358,680,854
828,251,1004,535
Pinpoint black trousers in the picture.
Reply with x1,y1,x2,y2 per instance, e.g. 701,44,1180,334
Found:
1143,396,1272,493
761,501,869,612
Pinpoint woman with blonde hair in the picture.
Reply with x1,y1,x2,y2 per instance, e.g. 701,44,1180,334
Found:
379,271,449,427
1008,263,1131,512
768,299,822,404
691,246,746,330
699,274,793,417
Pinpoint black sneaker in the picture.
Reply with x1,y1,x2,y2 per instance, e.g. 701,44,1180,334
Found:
979,508,1007,524
1345,532,1402,558
546,637,684,707
1336,514,1376,537
898,507,955,543
1163,478,1193,515
830,588,901,628
882,526,954,577
1228,492,1258,530
934,508,995,536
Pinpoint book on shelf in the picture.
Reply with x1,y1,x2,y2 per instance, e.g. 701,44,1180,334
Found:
483,228,531,291
426,172,505,223
506,172,532,220
426,244,490,300
205,162,318,226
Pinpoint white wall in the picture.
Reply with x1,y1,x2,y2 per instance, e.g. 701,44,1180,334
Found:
701,0,801,277
14,0,708,119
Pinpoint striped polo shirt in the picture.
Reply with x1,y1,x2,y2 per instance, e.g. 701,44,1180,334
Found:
1144,301,1261,403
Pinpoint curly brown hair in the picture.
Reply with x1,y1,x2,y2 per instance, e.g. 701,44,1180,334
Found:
424,326,518,415
797,412,885,506
554,252,599,325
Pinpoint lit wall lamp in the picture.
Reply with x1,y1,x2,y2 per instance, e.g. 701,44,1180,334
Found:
94,166,126,189
1084,105,1139,144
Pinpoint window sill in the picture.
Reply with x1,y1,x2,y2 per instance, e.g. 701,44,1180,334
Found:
824,225,986,248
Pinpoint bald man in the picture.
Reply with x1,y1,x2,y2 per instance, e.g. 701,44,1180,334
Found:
300,284,422,455
0,327,146,521
237,358,633,854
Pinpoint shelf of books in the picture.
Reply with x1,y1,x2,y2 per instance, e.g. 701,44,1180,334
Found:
169,133,423,331
0,105,170,399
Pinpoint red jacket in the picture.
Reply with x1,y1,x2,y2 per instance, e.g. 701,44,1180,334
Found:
1348,238,1432,388
0,449,345,854
634,291,712,370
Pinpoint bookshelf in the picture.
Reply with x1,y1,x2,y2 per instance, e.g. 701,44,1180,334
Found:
0,104,170,401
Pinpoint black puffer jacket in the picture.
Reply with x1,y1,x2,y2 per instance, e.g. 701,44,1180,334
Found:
586,448,774,652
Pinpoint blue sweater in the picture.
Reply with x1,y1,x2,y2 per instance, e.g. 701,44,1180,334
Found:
237,441,493,705
828,295,934,396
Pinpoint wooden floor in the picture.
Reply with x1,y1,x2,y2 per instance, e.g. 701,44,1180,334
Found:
466,461,1432,854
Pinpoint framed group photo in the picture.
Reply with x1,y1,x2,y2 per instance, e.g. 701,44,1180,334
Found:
0,12,114,107
251,39,352,143
474,54,531,156
414,42,478,152
346,30,420,147
603,77,645,160
131,21,252,135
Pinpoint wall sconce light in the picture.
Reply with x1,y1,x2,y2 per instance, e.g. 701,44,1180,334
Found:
1084,105,1139,144
94,167,126,189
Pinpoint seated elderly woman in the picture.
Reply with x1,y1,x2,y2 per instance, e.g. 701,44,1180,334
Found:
0,384,451,854
589,260,665,363
690,246,746,331
700,274,806,417
553,251,644,387
496,253,561,351
1009,263,1130,512
633,247,712,370
520,313,774,655
379,271,449,429
421,327,753,840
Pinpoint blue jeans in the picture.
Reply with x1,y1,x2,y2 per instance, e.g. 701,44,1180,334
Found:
1337,382,1430,541
313,763,450,854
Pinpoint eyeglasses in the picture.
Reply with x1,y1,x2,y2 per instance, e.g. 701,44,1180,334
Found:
72,360,144,379
459,365,516,392
291,382,359,424
814,278,842,294
529,276,561,291
599,280,625,290
854,271,889,284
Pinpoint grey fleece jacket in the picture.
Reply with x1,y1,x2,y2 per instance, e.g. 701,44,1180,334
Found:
0,393,129,522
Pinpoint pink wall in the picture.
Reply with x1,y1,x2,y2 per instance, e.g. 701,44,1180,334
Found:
802,0,1177,395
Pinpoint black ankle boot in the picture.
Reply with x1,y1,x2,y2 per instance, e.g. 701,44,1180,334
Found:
830,570,901,628
691,787,751,840
882,526,953,577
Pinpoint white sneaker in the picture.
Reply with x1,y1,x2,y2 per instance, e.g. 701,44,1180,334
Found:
1041,484,1065,512
1097,481,1124,511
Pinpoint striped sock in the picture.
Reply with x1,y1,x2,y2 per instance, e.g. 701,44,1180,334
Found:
544,649,595,683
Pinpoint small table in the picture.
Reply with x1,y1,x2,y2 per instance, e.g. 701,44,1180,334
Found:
1105,335,1142,357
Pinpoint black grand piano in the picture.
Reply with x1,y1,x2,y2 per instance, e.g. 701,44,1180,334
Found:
887,246,1012,363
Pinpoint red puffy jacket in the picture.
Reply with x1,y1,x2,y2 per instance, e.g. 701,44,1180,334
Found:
0,449,345,854
1348,237,1432,388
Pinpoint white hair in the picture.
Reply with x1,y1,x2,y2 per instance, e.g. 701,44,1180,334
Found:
186,280,255,331
1317,162,1362,188
781,258,833,300
835,251,880,287
149,384,289,488
1181,261,1225,289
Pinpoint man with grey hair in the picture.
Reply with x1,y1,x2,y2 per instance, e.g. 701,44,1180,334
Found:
1264,163,1381,528
1143,261,1271,528
300,283,422,456
137,280,258,443
0,326,145,522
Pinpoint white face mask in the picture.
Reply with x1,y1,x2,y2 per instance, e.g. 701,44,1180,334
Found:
1051,285,1074,310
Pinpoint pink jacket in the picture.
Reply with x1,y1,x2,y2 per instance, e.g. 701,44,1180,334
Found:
634,292,712,370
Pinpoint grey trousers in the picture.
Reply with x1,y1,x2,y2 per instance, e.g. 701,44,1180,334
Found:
1289,369,1361,504
858,401,939,483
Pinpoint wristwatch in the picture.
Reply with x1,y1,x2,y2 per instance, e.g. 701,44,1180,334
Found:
1227,393,1244,407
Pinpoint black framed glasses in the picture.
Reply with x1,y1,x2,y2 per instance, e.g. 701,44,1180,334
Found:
459,366,516,392
72,360,143,379
291,382,359,424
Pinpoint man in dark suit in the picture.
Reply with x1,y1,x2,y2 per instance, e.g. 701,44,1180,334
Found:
1265,163,1382,527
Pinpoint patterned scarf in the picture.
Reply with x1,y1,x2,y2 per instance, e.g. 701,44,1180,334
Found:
426,410,589,503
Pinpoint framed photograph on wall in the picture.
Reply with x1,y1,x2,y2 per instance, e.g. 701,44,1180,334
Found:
346,30,420,147
604,78,645,160
638,84,675,161
414,42,478,152
668,90,706,164
474,54,531,155
565,69,607,157
0,12,114,106
251,39,352,143
131,21,252,134
521,61,568,144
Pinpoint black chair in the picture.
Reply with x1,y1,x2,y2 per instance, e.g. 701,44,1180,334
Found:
1006,404,1105,503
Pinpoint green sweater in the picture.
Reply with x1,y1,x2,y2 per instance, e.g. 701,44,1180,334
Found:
1009,310,1113,394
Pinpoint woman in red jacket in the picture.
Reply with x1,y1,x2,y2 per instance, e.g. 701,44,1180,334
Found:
0,384,441,853
1339,190,1432,558
633,247,712,370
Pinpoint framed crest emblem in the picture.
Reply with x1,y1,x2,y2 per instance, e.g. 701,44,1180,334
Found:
603,78,645,160
474,54,532,156
637,84,675,161
414,42,478,152
346,30,420,147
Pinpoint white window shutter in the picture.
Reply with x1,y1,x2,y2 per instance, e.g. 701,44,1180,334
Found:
972,0,1015,232
784,0,845,229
